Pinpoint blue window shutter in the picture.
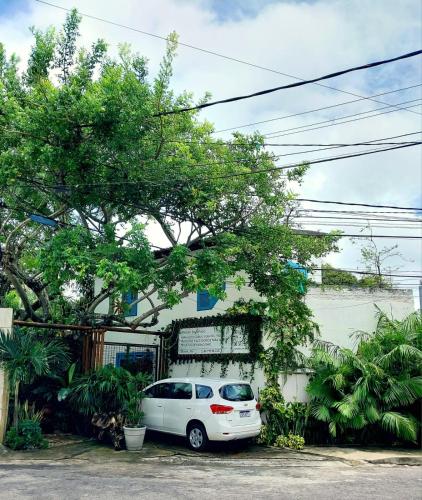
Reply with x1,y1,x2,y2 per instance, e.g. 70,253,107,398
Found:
196,283,226,311
286,261,308,293
122,290,138,317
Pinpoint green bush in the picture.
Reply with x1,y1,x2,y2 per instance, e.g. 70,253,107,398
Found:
65,365,151,449
307,310,422,445
5,420,48,450
274,433,305,450
258,385,309,445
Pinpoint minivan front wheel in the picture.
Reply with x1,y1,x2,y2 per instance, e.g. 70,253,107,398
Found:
187,422,208,451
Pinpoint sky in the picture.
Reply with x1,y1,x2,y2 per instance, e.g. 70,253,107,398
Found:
1,0,421,304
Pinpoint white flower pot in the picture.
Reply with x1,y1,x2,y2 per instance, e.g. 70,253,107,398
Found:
123,425,146,451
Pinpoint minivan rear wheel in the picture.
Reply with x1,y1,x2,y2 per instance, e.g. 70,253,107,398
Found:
187,422,208,452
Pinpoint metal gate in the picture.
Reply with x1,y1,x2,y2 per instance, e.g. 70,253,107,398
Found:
103,342,159,381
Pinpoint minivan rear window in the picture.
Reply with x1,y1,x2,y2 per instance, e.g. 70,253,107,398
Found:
219,384,254,402
196,384,213,399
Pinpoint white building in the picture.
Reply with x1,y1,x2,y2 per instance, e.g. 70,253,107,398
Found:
94,271,415,401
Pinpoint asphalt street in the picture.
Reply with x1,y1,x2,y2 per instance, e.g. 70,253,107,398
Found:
1,455,421,500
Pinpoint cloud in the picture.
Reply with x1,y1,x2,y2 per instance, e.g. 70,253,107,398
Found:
1,0,421,296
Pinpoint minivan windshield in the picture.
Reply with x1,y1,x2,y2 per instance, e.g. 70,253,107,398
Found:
219,384,254,402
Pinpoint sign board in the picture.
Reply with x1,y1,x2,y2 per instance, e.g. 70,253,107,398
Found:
178,325,249,355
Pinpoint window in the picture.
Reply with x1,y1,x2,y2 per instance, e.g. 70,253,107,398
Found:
115,351,154,376
144,383,169,398
122,290,138,317
196,283,226,311
195,385,213,399
168,382,192,400
219,384,254,402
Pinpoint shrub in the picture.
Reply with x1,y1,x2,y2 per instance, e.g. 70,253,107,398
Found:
5,420,48,450
307,310,422,445
65,365,151,449
258,384,309,445
274,433,305,450
67,365,150,416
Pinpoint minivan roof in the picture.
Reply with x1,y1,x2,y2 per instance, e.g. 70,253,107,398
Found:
151,377,250,386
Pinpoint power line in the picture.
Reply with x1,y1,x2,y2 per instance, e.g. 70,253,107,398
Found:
258,141,420,159
35,0,421,118
262,100,422,138
296,208,422,215
153,50,422,116
12,135,420,193
296,199,422,211
296,213,422,222
214,84,422,133
312,268,422,278
204,142,422,179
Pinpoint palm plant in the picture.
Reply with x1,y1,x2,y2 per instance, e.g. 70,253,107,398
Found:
307,310,422,443
0,328,69,427
67,365,150,416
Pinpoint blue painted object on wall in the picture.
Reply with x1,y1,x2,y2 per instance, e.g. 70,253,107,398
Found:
286,261,308,293
122,290,138,317
197,283,226,311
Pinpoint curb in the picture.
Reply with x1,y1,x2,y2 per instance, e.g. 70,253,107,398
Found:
367,457,422,466
300,448,422,466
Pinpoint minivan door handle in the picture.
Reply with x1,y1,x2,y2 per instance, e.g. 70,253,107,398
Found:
186,407,191,410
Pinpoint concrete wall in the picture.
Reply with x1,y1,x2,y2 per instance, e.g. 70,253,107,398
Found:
304,287,415,352
0,308,13,443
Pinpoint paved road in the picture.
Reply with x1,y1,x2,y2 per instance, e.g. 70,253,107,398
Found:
1,455,421,500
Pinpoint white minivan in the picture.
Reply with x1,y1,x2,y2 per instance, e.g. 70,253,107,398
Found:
142,377,262,451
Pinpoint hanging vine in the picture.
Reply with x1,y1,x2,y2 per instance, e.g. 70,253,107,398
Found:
166,313,263,378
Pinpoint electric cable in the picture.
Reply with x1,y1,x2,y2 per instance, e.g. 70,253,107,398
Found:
153,50,422,116
35,0,421,118
214,84,422,133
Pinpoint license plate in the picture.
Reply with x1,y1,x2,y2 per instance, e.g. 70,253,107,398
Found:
239,410,251,418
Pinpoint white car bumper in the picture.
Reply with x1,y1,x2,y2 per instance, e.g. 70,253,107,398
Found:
207,424,261,441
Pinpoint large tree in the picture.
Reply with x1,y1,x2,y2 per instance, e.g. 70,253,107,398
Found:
0,11,337,336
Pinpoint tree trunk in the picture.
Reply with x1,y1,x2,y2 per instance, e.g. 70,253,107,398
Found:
13,380,19,428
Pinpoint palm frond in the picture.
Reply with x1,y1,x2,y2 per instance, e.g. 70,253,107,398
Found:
381,411,418,442
376,344,422,370
382,376,422,407
310,403,331,422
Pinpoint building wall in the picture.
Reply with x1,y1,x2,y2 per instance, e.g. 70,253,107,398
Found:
0,308,13,443
304,288,415,352
95,279,415,401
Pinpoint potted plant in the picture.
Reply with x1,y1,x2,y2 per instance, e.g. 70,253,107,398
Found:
123,389,146,451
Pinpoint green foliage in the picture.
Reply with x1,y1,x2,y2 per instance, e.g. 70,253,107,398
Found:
274,433,305,450
0,10,337,337
307,310,422,444
321,264,359,287
0,328,69,426
68,365,150,416
123,393,144,427
5,419,48,450
258,385,309,445
321,264,392,289
168,314,262,375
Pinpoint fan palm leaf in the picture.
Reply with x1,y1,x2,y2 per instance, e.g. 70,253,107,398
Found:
381,411,418,442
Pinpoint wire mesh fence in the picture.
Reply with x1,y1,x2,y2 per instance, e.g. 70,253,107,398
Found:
103,342,158,381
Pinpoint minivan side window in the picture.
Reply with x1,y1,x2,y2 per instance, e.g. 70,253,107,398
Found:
195,385,213,399
144,383,169,398
168,382,192,400
219,384,254,402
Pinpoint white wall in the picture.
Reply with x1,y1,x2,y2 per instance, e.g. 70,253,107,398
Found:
94,278,415,402
305,287,415,352
167,287,415,401
0,308,13,442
